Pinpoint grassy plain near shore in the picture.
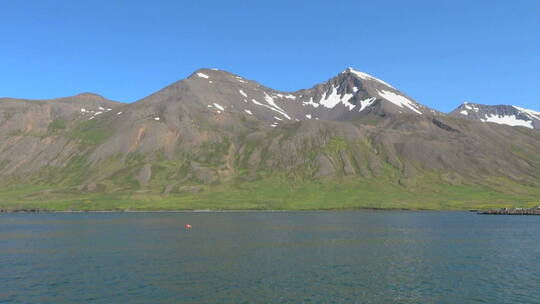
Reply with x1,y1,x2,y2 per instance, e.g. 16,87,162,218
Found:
1,176,538,211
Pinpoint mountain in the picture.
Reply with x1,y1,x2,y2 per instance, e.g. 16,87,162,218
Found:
180,67,434,124
0,69,539,211
0,93,122,175
450,102,540,129
0,92,121,132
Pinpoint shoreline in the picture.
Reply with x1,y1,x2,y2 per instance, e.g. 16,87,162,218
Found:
3,205,538,214
0,207,447,213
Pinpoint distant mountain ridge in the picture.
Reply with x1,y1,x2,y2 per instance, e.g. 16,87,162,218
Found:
449,102,540,129
0,68,539,210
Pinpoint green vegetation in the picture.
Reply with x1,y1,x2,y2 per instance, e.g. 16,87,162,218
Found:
68,118,112,144
1,174,538,211
1,130,538,211
48,118,67,131
324,136,348,155
0,114,538,212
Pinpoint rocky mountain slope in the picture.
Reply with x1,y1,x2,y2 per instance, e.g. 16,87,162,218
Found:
0,93,122,174
0,68,539,210
450,102,540,129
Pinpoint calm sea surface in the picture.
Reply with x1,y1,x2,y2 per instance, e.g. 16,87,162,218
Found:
1,211,539,303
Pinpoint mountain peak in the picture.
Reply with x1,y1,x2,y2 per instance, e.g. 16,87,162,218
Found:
74,92,105,99
188,68,233,80
134,67,431,126
341,67,395,89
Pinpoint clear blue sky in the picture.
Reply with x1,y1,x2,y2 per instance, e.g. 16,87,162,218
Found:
1,0,539,112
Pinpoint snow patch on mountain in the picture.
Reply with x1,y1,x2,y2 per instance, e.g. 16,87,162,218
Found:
250,96,291,120
263,93,281,109
358,97,377,112
213,103,225,111
284,94,296,100
463,102,479,112
263,93,291,120
319,86,355,110
483,114,533,129
302,97,320,108
197,73,209,79
377,90,422,114
513,106,540,120
346,68,395,89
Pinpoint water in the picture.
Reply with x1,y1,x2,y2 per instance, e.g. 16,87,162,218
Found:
1,211,539,303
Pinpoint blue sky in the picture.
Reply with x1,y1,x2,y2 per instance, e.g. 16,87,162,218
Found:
1,0,539,112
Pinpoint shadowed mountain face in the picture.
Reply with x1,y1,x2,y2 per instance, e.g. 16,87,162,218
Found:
450,102,540,129
0,68,539,210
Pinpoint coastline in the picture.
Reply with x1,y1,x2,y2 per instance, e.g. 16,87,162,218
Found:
0,207,442,213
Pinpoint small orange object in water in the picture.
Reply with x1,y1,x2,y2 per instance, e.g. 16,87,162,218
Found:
185,224,192,229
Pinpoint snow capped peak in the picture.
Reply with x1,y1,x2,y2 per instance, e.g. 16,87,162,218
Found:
343,67,395,89
179,67,433,122
461,101,479,107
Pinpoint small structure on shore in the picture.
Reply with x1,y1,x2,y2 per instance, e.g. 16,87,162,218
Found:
478,206,540,215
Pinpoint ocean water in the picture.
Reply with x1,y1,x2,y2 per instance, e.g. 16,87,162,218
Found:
1,211,539,303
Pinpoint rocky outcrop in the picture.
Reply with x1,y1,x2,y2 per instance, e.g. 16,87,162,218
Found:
478,206,540,215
